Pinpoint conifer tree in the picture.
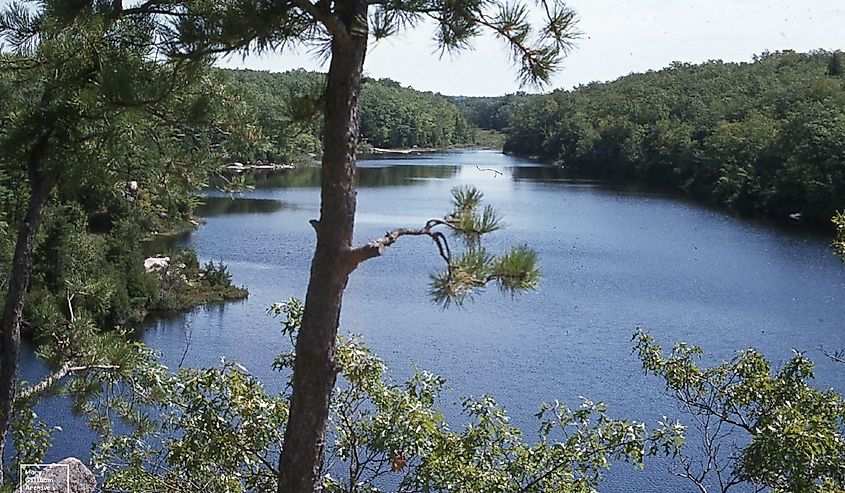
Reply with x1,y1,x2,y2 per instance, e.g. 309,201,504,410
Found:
122,0,580,490
827,51,843,76
0,1,235,482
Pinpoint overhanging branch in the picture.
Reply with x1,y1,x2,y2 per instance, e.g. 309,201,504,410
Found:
349,219,452,267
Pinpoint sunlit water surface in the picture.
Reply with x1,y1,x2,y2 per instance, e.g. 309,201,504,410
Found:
22,150,845,492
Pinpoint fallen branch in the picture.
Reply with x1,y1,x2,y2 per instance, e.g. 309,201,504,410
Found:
18,363,120,401
820,345,845,364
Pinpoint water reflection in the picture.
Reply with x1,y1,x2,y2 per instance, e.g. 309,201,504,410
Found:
211,163,459,190
141,198,287,255
510,165,571,182
510,166,657,193
197,196,289,217
142,230,192,256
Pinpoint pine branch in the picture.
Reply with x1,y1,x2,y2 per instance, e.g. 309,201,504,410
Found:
120,0,174,16
290,0,351,42
348,219,451,266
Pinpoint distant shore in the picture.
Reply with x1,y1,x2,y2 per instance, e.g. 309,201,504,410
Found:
368,146,439,155
226,162,297,171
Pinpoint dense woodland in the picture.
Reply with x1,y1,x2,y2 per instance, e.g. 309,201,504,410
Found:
498,50,845,225
220,69,474,163
450,93,524,132
0,65,249,336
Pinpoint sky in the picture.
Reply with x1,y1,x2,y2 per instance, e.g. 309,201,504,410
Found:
216,0,845,96
1,0,841,96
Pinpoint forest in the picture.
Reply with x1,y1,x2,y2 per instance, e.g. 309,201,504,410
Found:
0,0,843,491
499,50,845,226
220,68,474,163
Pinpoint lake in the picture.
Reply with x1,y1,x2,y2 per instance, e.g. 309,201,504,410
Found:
22,149,845,491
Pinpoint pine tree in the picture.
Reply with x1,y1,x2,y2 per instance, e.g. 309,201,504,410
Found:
0,1,236,482
827,51,843,76
121,0,581,490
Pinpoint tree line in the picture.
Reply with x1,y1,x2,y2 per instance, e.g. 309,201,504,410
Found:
494,50,845,226
220,68,474,164
449,93,524,132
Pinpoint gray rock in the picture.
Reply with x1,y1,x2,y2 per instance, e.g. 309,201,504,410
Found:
15,458,96,493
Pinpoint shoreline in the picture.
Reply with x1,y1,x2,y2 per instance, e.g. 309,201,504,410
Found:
503,149,838,234
226,162,297,171
365,144,504,156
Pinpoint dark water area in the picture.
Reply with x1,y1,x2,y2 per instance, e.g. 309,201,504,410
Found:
22,150,845,492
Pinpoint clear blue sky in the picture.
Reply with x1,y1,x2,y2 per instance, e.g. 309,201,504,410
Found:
217,0,844,96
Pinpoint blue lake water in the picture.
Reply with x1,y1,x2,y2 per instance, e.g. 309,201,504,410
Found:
22,149,845,491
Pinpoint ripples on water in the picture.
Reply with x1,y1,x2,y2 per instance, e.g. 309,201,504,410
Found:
22,150,845,492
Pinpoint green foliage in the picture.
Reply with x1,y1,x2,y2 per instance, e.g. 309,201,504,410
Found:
91,300,682,492
827,52,843,77
0,0,258,327
94,362,287,492
412,397,683,492
358,78,473,149
471,128,508,149
833,212,845,260
201,260,233,287
5,314,164,482
0,3,256,480
9,407,55,479
175,0,579,87
451,185,486,213
0,203,247,339
151,251,247,312
429,186,539,307
504,50,845,225
450,93,528,132
218,68,324,164
634,330,845,493
218,69,475,161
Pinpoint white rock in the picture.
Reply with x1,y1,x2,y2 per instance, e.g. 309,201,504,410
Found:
144,256,170,272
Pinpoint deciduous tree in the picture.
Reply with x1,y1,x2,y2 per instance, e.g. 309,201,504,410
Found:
634,330,845,493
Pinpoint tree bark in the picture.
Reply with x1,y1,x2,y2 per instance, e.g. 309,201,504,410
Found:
0,131,55,484
277,2,368,491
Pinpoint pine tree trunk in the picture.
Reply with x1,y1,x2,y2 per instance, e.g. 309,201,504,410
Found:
0,143,55,484
277,3,368,490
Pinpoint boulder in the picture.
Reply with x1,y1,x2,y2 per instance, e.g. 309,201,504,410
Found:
144,255,170,273
15,457,96,493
